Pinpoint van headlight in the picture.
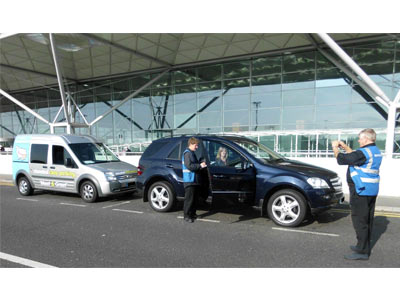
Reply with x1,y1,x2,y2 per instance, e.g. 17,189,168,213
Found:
104,172,117,181
307,177,329,189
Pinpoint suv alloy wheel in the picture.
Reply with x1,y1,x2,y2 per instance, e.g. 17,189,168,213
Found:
148,181,175,212
267,189,307,227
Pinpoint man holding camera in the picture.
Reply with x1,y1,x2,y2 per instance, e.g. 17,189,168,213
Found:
332,128,382,260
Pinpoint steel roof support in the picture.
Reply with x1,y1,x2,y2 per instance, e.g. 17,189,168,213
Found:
305,38,388,120
90,69,169,127
80,34,172,67
317,33,391,108
385,90,400,158
49,33,71,133
67,93,89,125
0,64,77,83
316,33,400,158
0,89,50,125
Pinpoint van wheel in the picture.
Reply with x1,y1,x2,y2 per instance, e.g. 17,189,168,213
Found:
18,176,34,196
148,181,175,212
267,189,307,227
80,181,98,203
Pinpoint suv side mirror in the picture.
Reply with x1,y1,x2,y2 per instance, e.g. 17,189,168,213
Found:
65,158,74,168
243,161,253,170
236,161,253,172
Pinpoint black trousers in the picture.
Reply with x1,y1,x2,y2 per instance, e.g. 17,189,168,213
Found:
349,187,377,255
184,185,199,218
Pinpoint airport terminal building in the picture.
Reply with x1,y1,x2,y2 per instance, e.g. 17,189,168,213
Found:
0,33,399,157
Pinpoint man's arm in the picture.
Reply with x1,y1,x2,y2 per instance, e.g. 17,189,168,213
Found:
339,141,353,153
331,140,366,165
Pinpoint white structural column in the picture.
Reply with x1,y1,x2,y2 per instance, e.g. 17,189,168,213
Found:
385,90,400,158
49,33,71,133
0,89,50,125
90,69,170,126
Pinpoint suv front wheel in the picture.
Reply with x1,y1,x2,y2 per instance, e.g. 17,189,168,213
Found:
148,181,175,212
267,189,307,227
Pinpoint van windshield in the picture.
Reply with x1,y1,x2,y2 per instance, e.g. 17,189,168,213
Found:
233,139,285,163
69,143,120,165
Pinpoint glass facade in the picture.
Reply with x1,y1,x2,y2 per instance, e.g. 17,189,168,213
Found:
1,39,399,155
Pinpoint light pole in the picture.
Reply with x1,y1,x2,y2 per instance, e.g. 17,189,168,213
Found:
252,101,261,131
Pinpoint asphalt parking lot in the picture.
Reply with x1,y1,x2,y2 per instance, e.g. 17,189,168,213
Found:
1,184,400,268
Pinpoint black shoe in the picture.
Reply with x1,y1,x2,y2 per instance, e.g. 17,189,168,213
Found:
350,245,362,253
184,217,194,223
344,253,369,260
191,214,198,219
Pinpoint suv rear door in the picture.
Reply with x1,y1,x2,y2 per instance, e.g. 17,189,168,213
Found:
203,139,256,204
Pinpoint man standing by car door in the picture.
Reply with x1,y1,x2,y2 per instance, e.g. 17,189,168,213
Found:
332,128,382,260
182,137,207,223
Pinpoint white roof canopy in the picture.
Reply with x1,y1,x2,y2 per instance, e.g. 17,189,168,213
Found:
0,33,391,92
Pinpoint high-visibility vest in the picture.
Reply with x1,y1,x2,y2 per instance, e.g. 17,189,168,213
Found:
349,145,382,196
182,149,195,183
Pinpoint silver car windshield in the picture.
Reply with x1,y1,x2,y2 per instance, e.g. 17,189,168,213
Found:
233,139,285,162
69,143,120,165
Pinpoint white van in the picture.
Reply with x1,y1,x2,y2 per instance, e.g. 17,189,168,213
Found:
12,134,137,202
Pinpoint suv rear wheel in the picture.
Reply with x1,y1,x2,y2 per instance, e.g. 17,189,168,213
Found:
267,189,307,227
148,181,175,212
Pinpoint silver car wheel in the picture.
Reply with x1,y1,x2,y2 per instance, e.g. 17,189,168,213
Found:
19,179,28,194
82,184,94,201
150,186,170,210
271,195,300,225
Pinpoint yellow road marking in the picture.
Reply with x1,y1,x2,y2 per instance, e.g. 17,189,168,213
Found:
330,208,400,218
0,182,14,186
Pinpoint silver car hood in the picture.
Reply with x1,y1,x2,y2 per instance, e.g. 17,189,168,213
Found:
88,161,138,175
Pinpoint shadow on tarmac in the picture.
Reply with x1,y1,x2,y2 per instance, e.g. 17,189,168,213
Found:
30,189,141,203
371,216,389,251
312,209,350,225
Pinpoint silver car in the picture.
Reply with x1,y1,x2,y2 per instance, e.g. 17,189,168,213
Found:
12,134,137,202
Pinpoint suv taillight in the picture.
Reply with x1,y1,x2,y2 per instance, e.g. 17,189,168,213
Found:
138,164,144,176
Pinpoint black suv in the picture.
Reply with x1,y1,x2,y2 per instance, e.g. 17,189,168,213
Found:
136,135,344,227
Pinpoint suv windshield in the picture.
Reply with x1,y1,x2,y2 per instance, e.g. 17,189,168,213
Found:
232,139,285,163
69,143,120,165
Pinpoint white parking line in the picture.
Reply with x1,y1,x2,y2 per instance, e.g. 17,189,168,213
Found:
272,227,339,237
60,203,87,207
0,252,57,268
16,198,39,202
177,216,220,223
102,201,131,209
113,208,143,214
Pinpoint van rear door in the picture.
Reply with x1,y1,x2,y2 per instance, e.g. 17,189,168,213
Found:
30,143,50,188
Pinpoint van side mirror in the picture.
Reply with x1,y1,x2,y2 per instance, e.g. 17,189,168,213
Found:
65,158,74,168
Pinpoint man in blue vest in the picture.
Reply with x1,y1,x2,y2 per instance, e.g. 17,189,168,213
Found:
332,128,382,260
182,137,207,223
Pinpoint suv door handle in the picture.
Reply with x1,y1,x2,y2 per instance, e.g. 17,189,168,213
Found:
213,175,225,178
42,166,47,169
50,166,56,169
166,164,174,168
